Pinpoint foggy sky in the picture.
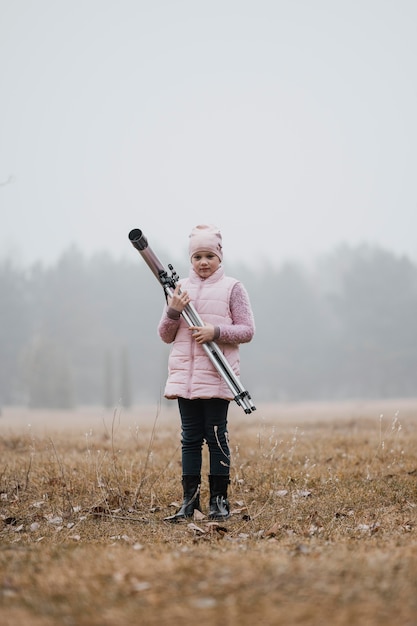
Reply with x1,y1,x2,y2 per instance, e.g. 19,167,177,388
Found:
1,1,416,268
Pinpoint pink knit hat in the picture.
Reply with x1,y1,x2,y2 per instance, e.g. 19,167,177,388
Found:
189,224,223,261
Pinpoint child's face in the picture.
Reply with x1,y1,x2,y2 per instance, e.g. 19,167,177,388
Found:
191,251,221,279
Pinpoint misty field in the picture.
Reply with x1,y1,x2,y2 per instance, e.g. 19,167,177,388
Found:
1,399,416,626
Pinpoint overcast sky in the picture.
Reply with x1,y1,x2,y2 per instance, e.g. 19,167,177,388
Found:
1,0,416,269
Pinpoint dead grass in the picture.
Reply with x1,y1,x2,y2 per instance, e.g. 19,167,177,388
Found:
1,400,416,625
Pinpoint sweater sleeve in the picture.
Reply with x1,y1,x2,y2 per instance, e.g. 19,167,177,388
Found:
157,306,181,344
216,282,255,345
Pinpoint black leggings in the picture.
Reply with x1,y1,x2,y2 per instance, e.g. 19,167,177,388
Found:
178,398,230,476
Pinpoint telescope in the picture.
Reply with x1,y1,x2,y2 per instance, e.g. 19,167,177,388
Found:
128,228,256,414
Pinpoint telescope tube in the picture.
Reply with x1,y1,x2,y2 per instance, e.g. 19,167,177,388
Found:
128,229,166,284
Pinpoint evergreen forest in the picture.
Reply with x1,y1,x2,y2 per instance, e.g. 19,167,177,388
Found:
1,243,416,409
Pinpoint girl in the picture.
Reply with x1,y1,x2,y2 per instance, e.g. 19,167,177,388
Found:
157,224,255,522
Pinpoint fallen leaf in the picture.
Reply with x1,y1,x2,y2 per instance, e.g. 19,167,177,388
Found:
45,515,63,525
90,506,109,518
230,506,247,515
193,509,206,521
294,490,312,498
187,523,207,534
265,522,280,537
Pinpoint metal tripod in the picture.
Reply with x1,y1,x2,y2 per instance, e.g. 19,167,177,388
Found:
128,228,256,414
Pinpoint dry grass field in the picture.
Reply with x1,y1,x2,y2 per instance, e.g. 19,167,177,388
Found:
1,399,416,625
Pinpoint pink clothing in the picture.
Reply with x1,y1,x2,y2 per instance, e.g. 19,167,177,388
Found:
188,224,223,261
158,266,255,400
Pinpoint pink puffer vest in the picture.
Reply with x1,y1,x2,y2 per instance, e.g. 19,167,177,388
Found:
164,267,239,400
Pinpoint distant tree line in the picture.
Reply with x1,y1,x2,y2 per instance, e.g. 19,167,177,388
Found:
1,243,416,408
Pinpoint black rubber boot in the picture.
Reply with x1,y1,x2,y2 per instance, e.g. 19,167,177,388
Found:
164,475,201,522
208,475,230,520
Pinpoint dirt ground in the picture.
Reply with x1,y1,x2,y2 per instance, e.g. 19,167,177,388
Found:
1,398,416,626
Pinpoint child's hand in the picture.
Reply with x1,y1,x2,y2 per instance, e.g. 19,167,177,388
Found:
189,324,215,344
168,284,191,313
